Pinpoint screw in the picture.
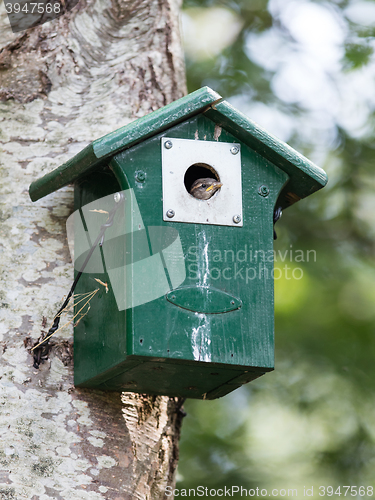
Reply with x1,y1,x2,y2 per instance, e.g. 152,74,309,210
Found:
164,140,173,149
233,214,241,224
166,209,175,218
230,146,239,155
114,192,121,203
135,171,146,182
259,185,269,197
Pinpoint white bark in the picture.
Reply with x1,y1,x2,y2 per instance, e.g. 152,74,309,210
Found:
0,0,187,497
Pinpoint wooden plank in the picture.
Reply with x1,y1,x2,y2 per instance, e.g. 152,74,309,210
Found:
204,100,328,206
29,87,222,201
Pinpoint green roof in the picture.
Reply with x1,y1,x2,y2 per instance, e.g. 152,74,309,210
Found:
29,86,327,205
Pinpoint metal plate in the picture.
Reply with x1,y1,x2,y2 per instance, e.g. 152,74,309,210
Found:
162,138,243,226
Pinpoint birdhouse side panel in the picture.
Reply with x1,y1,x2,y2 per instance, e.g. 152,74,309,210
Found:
73,169,129,387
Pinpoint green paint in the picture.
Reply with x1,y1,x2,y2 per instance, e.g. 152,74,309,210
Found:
204,100,328,208
29,87,221,202
29,87,326,205
166,286,242,314
29,88,327,399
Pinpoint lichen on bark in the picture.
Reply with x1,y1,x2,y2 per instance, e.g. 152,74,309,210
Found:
0,0,187,497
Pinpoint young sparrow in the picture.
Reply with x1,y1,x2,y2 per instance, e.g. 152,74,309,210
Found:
189,178,223,200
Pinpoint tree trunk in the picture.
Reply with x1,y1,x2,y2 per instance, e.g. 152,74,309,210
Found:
0,0,187,497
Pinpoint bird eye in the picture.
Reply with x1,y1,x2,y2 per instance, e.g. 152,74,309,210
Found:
201,184,206,188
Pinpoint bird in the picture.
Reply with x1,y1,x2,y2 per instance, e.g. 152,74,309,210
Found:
189,178,223,200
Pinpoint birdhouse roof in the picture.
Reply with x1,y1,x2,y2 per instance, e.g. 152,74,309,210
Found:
29,86,327,207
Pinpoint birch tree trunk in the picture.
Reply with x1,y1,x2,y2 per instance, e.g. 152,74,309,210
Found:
0,0,187,497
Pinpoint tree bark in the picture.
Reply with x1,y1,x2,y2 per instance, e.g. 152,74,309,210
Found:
0,0,187,497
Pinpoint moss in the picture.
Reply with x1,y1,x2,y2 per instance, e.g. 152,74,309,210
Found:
32,457,55,477
0,487,15,499
16,418,33,438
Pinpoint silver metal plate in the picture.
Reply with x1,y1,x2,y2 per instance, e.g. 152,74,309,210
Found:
162,138,243,227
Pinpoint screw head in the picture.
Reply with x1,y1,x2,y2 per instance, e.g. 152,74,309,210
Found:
135,170,146,182
233,214,241,224
114,192,121,203
166,209,175,218
259,185,269,197
164,140,173,149
230,146,239,155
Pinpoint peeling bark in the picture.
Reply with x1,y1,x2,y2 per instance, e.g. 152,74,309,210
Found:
0,0,187,497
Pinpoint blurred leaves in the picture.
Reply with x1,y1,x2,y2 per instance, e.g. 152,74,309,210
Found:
182,0,273,98
178,0,375,494
344,43,374,70
177,395,258,491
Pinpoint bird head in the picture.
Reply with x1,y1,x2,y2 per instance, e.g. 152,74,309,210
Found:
189,178,223,200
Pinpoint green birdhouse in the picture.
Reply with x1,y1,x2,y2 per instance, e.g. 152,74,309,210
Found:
29,87,327,399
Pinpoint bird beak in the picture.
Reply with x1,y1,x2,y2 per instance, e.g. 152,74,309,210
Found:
205,183,222,192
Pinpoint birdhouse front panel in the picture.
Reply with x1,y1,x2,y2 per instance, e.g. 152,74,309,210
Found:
73,114,288,398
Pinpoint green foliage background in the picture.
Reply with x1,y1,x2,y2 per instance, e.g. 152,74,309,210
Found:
177,0,375,496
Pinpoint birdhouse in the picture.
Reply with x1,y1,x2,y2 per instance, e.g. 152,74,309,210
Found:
29,87,327,399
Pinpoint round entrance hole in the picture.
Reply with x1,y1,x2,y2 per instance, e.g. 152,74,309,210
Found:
184,163,220,196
